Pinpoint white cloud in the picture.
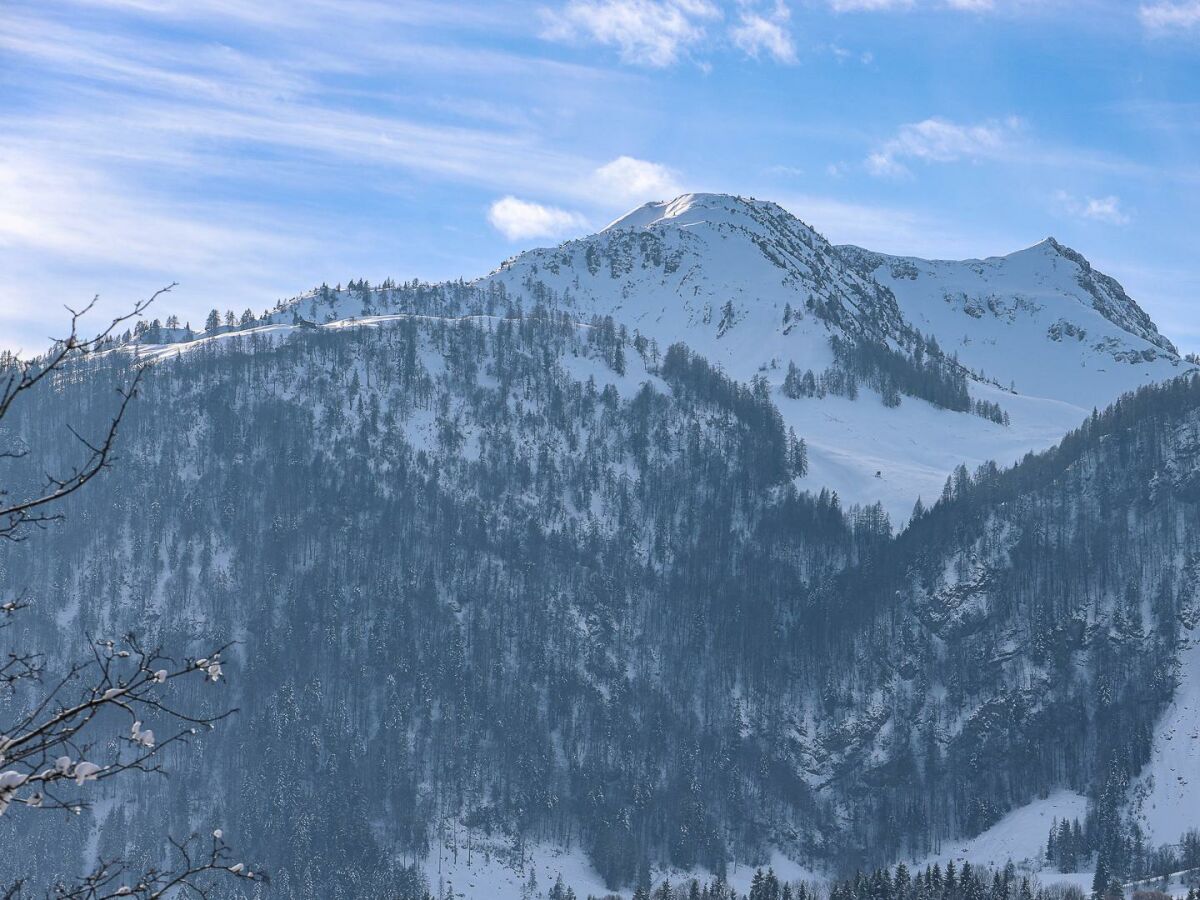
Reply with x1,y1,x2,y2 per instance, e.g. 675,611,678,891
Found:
1139,1,1200,31
829,0,1011,10
865,152,912,178
866,116,1022,177
828,0,913,10
1053,191,1132,225
542,0,802,65
730,1,797,63
541,0,721,67
488,196,588,240
590,155,684,204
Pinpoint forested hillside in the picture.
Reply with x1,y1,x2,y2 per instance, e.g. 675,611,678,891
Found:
2,299,1198,894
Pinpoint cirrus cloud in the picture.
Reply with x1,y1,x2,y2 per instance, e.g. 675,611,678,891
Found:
540,0,800,66
730,1,797,63
866,116,1022,178
1139,1,1200,32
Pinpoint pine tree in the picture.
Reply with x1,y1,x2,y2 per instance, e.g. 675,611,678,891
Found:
718,300,736,338
1093,856,1110,899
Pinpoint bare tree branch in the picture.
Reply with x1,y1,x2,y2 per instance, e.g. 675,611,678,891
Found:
0,292,264,897
0,287,173,541
2,831,265,898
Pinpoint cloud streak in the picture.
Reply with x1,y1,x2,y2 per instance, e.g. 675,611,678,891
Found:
866,117,1022,177
1053,191,1132,225
1139,1,1200,31
540,0,801,65
0,1,686,349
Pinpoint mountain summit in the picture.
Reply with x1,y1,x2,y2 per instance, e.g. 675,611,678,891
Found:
480,193,1189,516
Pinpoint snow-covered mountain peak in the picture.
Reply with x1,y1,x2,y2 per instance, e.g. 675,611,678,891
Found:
839,237,1185,409
603,192,800,236
134,192,1191,525
483,192,911,388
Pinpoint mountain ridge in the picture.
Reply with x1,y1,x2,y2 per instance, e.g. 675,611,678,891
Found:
125,192,1192,523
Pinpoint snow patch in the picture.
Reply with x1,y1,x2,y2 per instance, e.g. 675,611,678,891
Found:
912,791,1089,871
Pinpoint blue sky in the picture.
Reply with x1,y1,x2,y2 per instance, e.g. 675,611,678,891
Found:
1,0,1198,352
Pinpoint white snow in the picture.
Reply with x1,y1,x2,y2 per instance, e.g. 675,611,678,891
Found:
858,240,1184,411
912,790,1089,871
423,835,823,899
484,194,1193,523
1132,629,1200,845
424,838,616,899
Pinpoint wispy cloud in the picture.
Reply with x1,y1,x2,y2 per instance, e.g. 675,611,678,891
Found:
866,117,1022,177
540,0,804,65
488,197,589,240
1139,1,1200,32
829,0,1054,11
1053,191,1132,225
0,146,326,352
541,0,722,66
730,1,797,63
828,0,912,10
0,1,678,348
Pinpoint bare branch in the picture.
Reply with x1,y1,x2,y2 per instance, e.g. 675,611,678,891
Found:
0,368,146,541
2,831,265,898
0,291,259,898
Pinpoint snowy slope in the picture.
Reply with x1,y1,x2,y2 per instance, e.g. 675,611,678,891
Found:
1132,630,1200,845
423,835,822,900
912,791,1089,871
483,192,906,386
840,240,1185,410
478,194,1192,521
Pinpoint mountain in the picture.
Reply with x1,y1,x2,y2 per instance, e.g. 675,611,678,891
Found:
838,237,1179,408
246,193,1191,522
4,194,1198,897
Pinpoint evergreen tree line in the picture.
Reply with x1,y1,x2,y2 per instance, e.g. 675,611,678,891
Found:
780,337,1008,424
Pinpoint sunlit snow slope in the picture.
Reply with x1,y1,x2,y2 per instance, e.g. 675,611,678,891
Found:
1133,630,1200,845
841,239,1183,410
480,194,1193,521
